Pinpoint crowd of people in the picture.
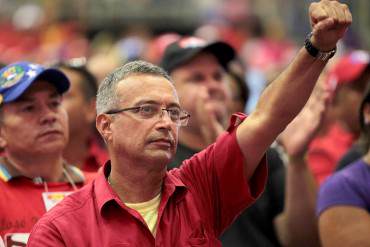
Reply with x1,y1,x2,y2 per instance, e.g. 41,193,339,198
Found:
0,0,369,246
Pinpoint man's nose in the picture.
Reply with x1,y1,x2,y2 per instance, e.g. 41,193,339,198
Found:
156,109,175,129
206,80,226,100
39,107,57,125
159,109,173,122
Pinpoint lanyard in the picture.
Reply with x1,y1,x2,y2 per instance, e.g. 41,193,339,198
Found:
38,166,79,211
33,166,78,192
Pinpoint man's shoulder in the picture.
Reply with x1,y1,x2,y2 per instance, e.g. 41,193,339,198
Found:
38,181,95,225
328,159,367,185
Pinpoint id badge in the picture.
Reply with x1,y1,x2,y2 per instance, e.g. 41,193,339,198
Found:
4,233,29,247
42,191,73,211
0,236,4,247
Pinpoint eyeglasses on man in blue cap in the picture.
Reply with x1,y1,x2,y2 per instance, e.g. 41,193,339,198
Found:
0,62,70,105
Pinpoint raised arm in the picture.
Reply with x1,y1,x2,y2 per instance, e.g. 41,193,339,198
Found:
236,0,352,180
274,77,332,247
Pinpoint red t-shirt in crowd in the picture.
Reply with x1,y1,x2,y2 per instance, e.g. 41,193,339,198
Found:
0,165,92,247
81,136,108,173
27,114,267,247
307,122,355,185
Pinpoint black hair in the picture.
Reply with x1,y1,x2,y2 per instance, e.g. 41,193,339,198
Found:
55,60,98,101
229,71,249,107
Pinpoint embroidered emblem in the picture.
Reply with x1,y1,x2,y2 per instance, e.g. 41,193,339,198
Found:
0,65,25,89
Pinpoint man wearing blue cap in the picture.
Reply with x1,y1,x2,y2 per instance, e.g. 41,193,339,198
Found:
0,62,90,246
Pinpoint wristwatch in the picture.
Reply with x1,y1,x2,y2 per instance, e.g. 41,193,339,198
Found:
304,32,336,61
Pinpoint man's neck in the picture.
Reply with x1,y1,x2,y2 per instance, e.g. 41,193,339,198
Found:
3,153,65,182
63,133,90,168
109,156,166,203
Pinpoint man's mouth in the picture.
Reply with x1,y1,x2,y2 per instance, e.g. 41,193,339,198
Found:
148,138,174,148
38,129,63,138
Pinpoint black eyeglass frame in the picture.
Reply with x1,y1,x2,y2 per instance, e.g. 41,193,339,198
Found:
105,105,191,126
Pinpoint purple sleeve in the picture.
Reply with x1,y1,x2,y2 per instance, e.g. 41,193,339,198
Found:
317,161,370,216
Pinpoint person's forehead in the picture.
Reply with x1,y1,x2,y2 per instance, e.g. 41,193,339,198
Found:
60,68,83,84
116,74,178,104
172,54,224,77
182,52,222,69
59,69,82,93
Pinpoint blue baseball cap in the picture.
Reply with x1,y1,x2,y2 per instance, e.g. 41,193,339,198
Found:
0,61,70,105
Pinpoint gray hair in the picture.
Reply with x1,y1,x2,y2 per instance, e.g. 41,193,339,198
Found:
96,60,173,114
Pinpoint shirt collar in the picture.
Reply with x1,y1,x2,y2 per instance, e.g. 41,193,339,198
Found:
0,161,85,183
95,161,118,213
0,163,12,182
96,161,187,214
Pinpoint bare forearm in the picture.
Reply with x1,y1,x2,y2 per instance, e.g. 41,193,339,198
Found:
237,48,327,179
236,0,351,180
275,156,320,247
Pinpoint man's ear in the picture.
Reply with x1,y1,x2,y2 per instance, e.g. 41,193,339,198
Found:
96,114,113,144
363,104,370,125
0,127,7,149
86,99,97,124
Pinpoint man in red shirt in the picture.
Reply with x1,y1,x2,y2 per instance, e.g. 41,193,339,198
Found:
28,1,351,246
0,62,91,246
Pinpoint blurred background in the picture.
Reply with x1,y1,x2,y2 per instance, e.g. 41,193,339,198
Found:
0,0,369,83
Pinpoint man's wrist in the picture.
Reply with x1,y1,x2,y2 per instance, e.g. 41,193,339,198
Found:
304,32,336,61
288,153,307,166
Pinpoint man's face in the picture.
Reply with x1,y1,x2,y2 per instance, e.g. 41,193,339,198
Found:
60,68,95,136
226,74,246,114
170,52,230,133
99,74,179,167
337,86,368,135
335,72,370,135
0,80,69,156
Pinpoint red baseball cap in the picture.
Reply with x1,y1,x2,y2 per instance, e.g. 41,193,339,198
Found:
327,50,370,90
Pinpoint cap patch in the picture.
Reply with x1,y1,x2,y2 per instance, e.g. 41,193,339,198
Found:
178,37,206,49
0,65,26,89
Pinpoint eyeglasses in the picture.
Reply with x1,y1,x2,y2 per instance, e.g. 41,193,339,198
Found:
105,104,191,126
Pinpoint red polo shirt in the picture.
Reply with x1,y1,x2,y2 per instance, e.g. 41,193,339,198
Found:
27,114,267,246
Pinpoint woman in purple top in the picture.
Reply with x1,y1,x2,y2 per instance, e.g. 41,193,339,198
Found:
317,78,370,247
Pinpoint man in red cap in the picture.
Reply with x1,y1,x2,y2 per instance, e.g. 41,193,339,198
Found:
307,50,370,184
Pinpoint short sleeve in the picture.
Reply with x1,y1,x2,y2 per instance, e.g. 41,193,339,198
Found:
175,113,267,235
317,161,370,216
